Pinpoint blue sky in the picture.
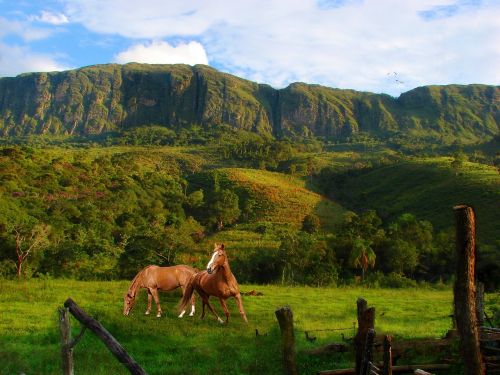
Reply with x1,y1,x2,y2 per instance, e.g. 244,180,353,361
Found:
0,0,498,96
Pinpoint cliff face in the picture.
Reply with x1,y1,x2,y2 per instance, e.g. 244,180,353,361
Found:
0,63,498,141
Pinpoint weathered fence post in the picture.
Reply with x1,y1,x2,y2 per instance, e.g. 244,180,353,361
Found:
355,298,375,375
453,205,485,375
59,307,74,375
64,298,147,375
476,281,485,328
361,328,375,375
382,335,392,375
275,306,298,375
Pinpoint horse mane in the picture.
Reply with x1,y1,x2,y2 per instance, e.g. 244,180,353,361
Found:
127,265,154,297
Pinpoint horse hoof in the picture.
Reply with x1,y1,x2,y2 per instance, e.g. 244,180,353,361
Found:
156,314,162,318
145,311,150,315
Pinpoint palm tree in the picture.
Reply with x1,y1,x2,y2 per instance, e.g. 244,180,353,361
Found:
350,237,376,281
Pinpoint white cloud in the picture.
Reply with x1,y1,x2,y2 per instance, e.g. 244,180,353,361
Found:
114,40,208,65
0,17,54,41
0,43,70,77
30,11,69,25
62,0,500,95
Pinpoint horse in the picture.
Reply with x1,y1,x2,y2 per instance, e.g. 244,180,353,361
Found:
179,243,248,324
123,264,197,318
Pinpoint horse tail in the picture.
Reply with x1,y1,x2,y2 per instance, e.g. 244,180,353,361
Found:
179,273,197,312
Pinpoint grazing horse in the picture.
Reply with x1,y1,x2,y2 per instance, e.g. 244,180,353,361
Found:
180,243,248,324
123,264,197,318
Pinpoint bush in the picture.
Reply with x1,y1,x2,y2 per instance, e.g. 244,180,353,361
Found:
366,271,417,288
0,260,16,278
301,214,321,234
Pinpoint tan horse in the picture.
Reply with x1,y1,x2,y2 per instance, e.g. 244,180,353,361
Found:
123,264,197,318
180,243,248,324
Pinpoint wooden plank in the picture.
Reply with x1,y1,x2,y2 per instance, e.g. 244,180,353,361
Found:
383,335,393,375
318,364,450,375
64,298,147,375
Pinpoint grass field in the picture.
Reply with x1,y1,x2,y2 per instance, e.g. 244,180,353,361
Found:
2,279,497,375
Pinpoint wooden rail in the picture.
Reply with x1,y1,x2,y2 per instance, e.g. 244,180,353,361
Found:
62,298,147,375
318,364,451,375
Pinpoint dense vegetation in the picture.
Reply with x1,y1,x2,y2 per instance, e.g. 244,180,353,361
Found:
0,131,498,289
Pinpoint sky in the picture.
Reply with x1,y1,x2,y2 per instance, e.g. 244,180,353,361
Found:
0,0,498,96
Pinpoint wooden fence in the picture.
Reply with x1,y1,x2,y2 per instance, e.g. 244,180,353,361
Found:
59,298,147,375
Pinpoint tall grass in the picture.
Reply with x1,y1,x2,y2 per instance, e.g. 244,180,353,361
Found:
1,279,489,375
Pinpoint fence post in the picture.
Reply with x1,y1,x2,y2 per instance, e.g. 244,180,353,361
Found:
275,306,298,375
355,298,375,375
361,328,375,375
476,282,485,328
382,335,392,375
453,205,485,375
59,307,74,375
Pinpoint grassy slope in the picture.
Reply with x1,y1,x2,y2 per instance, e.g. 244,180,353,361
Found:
222,168,345,230
3,279,495,375
336,157,500,243
192,167,345,257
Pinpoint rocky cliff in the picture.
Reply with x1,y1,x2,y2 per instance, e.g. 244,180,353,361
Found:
0,63,498,141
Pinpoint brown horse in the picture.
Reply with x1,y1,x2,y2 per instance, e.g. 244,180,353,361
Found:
123,264,197,318
180,243,248,324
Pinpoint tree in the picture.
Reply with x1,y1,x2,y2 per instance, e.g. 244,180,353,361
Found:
349,237,376,281
387,213,434,278
208,189,240,231
301,214,321,234
13,223,50,278
386,239,418,275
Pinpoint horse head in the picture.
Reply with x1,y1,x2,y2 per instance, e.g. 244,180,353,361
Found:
207,243,227,274
123,292,135,316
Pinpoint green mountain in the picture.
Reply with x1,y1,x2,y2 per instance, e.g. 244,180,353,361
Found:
0,63,498,142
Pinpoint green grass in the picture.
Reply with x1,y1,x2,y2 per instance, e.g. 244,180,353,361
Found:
2,279,493,375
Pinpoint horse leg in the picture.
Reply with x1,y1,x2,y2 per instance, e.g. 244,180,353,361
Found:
200,294,223,323
218,298,230,323
189,293,196,317
235,293,248,323
198,290,208,319
201,299,206,319
178,286,187,318
150,288,162,318
145,291,152,315
205,298,223,324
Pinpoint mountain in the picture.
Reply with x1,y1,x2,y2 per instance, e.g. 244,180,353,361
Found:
0,63,498,142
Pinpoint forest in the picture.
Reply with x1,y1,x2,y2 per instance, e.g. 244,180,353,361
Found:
0,124,498,290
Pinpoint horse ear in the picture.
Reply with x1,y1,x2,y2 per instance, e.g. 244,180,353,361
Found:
220,243,225,250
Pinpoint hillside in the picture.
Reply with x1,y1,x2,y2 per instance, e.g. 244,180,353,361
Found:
220,168,344,229
317,157,500,244
0,64,498,143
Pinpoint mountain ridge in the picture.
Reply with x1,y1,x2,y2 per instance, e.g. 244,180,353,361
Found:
0,63,498,142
